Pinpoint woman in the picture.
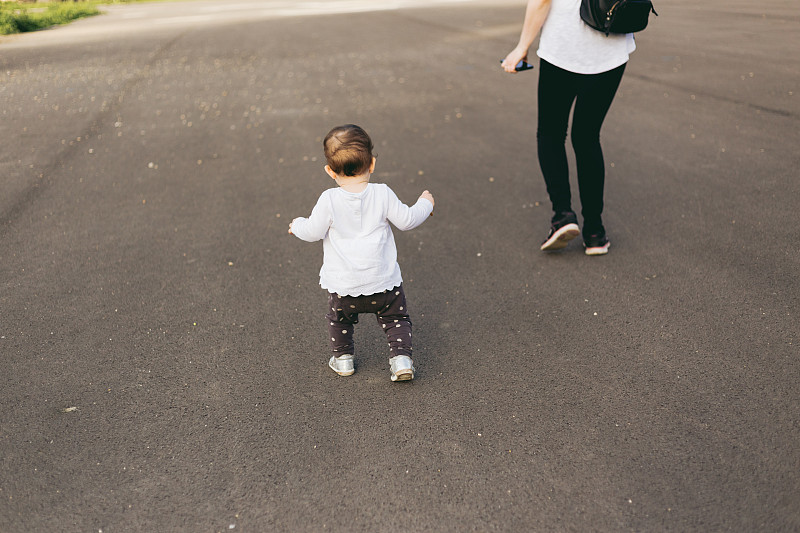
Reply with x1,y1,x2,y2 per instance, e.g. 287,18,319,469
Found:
502,0,636,255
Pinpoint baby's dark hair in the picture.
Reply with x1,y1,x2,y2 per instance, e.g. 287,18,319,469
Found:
323,124,374,177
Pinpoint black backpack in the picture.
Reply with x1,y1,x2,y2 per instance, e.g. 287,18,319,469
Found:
580,0,658,36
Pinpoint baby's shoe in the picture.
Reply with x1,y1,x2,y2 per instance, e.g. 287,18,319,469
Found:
389,355,415,382
328,354,354,376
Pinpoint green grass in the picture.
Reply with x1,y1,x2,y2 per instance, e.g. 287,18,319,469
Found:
0,1,159,36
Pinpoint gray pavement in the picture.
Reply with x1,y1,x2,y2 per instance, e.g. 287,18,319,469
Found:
1,0,799,531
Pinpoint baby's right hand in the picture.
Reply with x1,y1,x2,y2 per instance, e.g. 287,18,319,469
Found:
420,190,434,208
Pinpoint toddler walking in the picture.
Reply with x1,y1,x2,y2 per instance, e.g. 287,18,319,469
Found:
289,124,434,381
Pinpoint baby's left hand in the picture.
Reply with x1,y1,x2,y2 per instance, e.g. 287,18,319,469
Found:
288,221,293,234
419,190,435,216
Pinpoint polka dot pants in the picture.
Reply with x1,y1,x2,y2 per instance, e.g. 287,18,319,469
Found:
326,285,412,358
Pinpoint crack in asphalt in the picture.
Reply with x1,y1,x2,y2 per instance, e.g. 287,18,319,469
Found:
628,72,797,119
0,31,189,235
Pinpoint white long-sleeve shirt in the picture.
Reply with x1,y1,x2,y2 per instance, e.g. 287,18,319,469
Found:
291,183,433,296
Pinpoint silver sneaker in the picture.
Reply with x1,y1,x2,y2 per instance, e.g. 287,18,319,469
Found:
389,355,415,382
328,354,354,376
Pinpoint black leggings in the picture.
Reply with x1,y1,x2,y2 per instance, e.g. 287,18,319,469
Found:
536,59,626,234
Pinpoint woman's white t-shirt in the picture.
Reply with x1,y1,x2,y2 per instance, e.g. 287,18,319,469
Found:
537,0,636,74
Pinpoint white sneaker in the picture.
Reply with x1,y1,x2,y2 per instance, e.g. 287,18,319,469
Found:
389,355,415,382
328,354,354,376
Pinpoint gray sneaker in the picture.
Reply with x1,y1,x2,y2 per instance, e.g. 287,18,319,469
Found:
389,355,415,382
328,354,354,376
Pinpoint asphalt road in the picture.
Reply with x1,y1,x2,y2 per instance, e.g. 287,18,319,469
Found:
1,1,798,531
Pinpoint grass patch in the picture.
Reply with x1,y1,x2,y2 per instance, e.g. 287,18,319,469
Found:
0,0,165,36
0,2,102,35
1,0,181,36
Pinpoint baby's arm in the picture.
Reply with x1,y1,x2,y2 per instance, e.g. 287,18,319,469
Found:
289,194,332,242
387,188,435,231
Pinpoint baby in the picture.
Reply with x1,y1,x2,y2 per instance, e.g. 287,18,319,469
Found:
289,124,434,381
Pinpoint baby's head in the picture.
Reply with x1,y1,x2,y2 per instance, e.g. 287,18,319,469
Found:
323,124,374,177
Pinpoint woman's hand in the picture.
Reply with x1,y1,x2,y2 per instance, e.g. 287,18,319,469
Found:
502,0,551,73
501,48,529,74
